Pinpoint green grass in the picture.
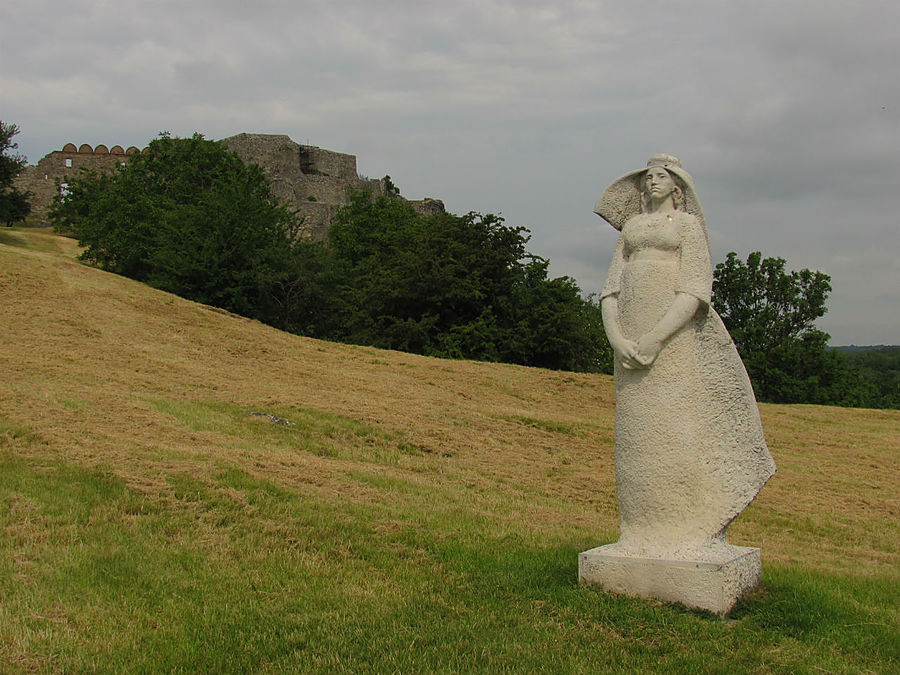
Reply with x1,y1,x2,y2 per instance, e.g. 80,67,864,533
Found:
0,416,41,447
0,226,66,254
148,398,413,462
2,449,897,673
500,414,587,437
2,228,898,672
0,229,28,249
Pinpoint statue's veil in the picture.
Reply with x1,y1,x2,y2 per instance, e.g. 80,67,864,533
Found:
594,154,708,251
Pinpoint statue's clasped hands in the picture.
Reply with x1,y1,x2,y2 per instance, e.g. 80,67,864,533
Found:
618,333,663,370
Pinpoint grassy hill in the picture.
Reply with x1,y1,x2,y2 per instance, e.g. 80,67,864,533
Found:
1,227,898,672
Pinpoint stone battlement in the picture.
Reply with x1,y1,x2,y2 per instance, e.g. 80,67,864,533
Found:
13,142,149,223
59,143,145,155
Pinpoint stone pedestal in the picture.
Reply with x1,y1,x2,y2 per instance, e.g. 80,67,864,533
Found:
578,544,761,616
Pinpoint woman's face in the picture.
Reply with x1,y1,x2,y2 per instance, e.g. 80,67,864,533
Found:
644,167,676,202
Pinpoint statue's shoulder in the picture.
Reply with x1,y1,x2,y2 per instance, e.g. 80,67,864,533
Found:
674,211,699,224
674,211,702,232
622,212,649,230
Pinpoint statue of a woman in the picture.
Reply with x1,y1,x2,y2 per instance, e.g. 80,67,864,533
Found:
594,154,776,563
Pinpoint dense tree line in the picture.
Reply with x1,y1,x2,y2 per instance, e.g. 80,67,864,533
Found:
50,132,895,405
321,190,612,372
712,252,893,408
838,346,900,409
51,133,613,374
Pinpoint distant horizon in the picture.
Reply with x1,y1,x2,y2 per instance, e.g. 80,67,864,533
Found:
831,344,900,350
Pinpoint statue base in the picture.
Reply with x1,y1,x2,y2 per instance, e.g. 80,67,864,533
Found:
578,544,761,616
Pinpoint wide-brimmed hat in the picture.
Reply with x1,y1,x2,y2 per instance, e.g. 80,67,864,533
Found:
594,153,706,232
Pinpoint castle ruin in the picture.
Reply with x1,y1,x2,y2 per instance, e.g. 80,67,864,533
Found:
13,143,147,223
16,133,444,238
221,134,444,238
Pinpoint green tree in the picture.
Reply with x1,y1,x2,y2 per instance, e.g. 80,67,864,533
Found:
326,190,612,372
840,346,900,409
0,121,31,226
712,251,844,403
50,133,305,325
1,185,31,227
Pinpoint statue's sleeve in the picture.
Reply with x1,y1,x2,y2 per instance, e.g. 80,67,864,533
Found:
600,232,626,300
675,215,712,305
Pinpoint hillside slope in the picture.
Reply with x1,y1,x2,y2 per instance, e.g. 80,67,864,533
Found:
0,228,620,519
1,228,897,671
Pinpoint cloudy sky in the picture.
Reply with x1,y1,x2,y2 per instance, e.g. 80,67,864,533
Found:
3,0,897,345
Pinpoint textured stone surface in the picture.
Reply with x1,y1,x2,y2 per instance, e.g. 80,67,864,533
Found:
13,143,142,223
221,133,383,239
584,154,775,613
222,133,445,239
579,544,761,616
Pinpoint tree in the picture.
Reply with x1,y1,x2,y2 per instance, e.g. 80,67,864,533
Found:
50,133,305,325
712,251,839,403
0,187,31,227
0,121,31,226
840,346,900,409
326,190,612,372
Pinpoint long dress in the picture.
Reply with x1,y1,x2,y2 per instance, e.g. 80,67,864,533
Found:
601,210,776,560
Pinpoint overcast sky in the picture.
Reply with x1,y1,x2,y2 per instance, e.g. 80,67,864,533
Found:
3,0,898,345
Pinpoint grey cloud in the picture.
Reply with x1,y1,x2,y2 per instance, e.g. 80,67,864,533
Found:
2,0,896,344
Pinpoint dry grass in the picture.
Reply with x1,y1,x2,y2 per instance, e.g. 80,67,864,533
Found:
2,228,896,572
1,227,898,671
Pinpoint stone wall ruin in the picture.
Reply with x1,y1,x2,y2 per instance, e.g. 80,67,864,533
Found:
15,133,445,236
13,143,147,223
220,133,444,238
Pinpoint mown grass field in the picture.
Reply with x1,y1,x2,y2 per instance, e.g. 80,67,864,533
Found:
1,227,897,673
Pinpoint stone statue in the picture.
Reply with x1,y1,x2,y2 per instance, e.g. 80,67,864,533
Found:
578,154,776,615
